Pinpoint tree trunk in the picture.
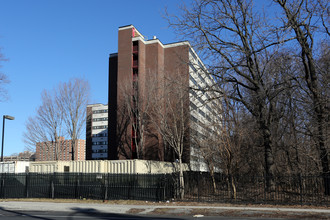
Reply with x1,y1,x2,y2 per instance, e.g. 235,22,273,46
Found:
227,174,236,200
209,167,217,193
71,138,75,161
178,156,185,199
260,120,276,192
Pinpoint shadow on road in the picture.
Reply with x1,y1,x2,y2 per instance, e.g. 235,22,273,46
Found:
0,207,54,219
0,206,186,220
68,207,185,219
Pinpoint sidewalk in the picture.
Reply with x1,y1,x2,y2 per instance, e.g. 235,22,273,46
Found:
0,200,329,219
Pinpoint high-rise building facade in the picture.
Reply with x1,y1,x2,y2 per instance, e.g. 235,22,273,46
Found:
108,25,218,170
85,103,108,160
36,137,85,161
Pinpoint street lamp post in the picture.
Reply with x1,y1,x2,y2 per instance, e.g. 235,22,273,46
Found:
1,115,15,162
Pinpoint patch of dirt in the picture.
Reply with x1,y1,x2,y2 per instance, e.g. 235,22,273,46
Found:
127,208,146,214
149,208,177,215
224,211,330,220
147,207,330,219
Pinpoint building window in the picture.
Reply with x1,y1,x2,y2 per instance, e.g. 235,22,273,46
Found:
93,133,107,137
198,109,206,118
198,60,205,71
191,115,198,123
93,125,108,130
189,47,197,60
92,141,108,145
206,114,212,122
198,74,207,85
92,117,108,122
93,109,108,114
190,89,198,98
189,63,197,72
190,102,198,111
205,104,212,113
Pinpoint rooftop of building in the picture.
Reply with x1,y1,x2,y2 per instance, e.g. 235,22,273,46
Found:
119,24,192,49
87,103,108,107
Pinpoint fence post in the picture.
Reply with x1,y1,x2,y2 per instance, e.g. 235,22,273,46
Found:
197,172,200,203
75,177,80,199
263,174,266,203
51,180,54,199
25,173,29,198
299,174,303,206
104,174,108,201
50,173,55,199
0,174,5,198
161,174,164,201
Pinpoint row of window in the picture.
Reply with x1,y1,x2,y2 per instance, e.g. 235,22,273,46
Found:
93,125,107,130
190,103,212,123
93,109,108,114
92,133,107,137
93,117,108,122
190,89,205,105
92,141,108,145
189,48,197,60
92,149,107,153
189,63,197,73
190,85,217,120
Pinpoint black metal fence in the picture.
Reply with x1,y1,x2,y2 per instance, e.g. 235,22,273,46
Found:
182,172,330,206
0,172,329,206
0,173,173,201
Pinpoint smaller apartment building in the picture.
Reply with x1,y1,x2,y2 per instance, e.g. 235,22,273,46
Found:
86,103,108,160
36,137,85,161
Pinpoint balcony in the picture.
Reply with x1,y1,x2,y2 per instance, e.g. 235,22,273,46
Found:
133,45,138,54
132,60,138,68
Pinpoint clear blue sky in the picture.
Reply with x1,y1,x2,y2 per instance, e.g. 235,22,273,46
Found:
0,0,189,156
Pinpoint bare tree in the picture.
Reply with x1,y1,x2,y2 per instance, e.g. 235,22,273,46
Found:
0,48,9,101
193,92,264,198
116,73,160,160
23,90,65,160
115,99,132,159
167,0,297,191
57,78,90,161
274,0,329,193
148,73,190,199
24,78,90,161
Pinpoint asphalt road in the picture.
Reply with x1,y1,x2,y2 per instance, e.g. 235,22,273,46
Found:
0,208,312,220
0,201,329,219
0,208,280,220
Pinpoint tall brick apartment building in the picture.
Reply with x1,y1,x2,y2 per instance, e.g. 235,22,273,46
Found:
108,25,217,170
36,137,85,161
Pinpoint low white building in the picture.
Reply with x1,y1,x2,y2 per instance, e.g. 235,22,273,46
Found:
0,161,30,173
29,159,189,174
